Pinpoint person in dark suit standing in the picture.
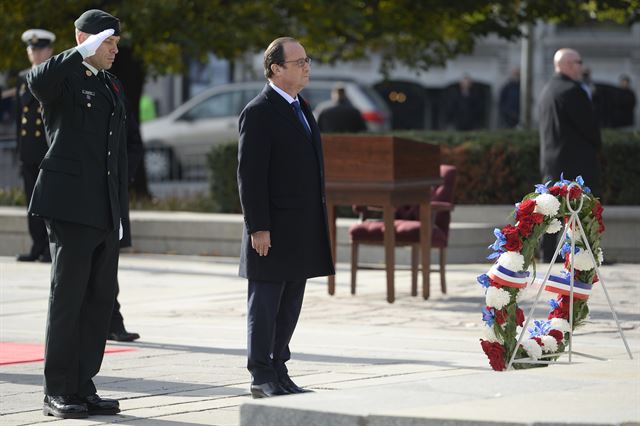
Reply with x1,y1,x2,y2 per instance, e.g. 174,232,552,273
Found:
15,29,55,263
316,84,367,133
237,37,335,398
108,99,144,342
539,48,602,262
27,9,127,419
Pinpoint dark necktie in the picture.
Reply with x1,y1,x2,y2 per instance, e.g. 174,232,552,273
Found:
291,100,311,136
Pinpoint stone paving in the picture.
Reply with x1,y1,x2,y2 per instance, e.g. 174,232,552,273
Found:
0,254,638,425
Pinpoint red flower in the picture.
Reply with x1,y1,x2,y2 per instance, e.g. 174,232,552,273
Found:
548,329,564,344
592,201,605,233
548,295,570,320
517,213,545,237
516,307,525,327
502,224,522,252
532,336,543,346
549,185,568,197
480,339,506,371
495,309,506,325
516,199,536,220
568,185,582,200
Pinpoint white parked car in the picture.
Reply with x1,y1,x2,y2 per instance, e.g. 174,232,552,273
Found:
141,80,391,180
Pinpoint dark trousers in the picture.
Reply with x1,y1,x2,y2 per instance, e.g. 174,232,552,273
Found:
44,220,119,396
247,279,306,385
109,280,125,333
22,163,48,256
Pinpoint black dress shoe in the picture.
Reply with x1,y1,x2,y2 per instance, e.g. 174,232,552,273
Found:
43,395,88,419
17,253,39,262
279,376,314,394
108,330,140,342
250,381,290,398
79,394,120,415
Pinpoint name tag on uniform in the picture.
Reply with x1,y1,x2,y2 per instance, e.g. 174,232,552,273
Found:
82,90,96,99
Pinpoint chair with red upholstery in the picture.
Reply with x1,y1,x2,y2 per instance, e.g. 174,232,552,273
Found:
348,164,457,298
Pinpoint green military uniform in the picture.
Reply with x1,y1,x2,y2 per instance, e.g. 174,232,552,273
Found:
27,46,128,397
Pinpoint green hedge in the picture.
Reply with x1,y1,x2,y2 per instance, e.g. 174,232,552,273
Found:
208,130,640,212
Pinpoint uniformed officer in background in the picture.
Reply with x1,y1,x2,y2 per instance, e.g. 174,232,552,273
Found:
27,9,128,419
15,29,55,263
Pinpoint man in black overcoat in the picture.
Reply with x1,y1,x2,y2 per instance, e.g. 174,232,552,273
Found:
27,9,128,419
539,48,602,262
316,84,367,133
15,29,55,262
237,37,335,398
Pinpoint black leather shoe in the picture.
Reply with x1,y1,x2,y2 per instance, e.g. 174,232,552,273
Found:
108,330,140,342
79,394,120,415
250,382,290,398
17,253,39,262
43,395,88,419
280,376,314,394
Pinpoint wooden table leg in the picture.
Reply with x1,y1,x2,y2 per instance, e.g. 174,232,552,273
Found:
328,202,337,295
420,201,432,300
383,204,396,303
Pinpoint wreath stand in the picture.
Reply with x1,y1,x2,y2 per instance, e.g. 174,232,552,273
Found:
507,186,633,370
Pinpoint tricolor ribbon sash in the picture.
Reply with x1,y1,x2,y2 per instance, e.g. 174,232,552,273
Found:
488,264,529,289
543,274,593,299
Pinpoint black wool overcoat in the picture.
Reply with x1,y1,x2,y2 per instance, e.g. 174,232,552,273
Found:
538,73,602,193
237,84,335,281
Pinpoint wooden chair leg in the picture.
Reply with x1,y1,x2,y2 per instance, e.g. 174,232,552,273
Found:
410,244,418,296
440,247,447,294
350,242,359,295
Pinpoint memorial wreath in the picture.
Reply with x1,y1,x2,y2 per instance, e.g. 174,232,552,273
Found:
476,175,605,371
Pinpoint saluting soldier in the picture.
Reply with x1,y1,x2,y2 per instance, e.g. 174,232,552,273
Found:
15,29,55,263
27,10,128,419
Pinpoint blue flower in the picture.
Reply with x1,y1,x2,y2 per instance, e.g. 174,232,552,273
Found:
487,252,501,260
560,242,575,258
575,175,592,193
488,228,506,252
482,306,496,327
528,319,552,338
555,173,571,187
477,274,490,289
535,184,550,194
549,298,560,310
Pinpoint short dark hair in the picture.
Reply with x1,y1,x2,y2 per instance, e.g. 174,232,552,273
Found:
264,37,297,79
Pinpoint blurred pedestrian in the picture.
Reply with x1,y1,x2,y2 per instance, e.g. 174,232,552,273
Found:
498,68,520,128
237,36,334,398
15,29,55,263
27,9,127,419
315,84,366,132
612,74,636,128
538,48,601,262
446,74,484,130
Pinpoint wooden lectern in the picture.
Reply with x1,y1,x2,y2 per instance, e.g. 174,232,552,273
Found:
322,135,441,303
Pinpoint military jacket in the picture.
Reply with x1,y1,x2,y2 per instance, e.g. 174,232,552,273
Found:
16,69,49,164
27,48,128,231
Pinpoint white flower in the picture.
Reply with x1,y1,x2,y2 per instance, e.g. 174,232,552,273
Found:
534,193,561,217
546,219,562,234
541,335,559,353
597,248,604,265
522,339,543,360
482,326,504,344
497,251,525,272
571,249,596,271
550,318,571,332
486,286,511,310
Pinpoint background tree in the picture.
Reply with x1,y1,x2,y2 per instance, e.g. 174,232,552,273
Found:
1,0,637,193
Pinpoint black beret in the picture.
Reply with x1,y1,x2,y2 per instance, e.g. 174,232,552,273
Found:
74,9,120,36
